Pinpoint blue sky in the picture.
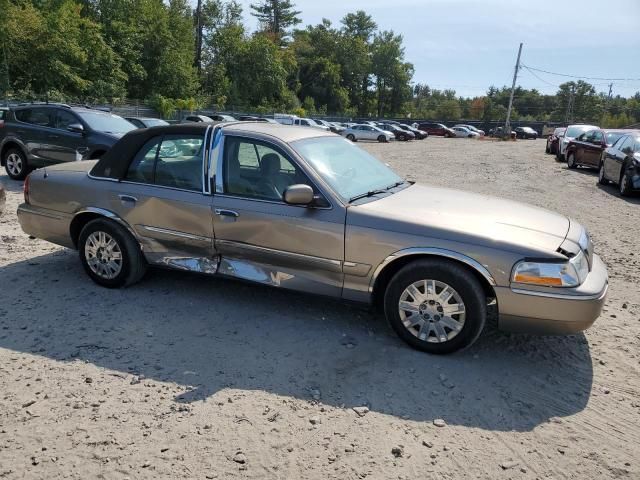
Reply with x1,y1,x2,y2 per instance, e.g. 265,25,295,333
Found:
231,0,640,98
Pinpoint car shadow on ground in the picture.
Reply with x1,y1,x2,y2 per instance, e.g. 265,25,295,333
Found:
0,250,594,432
0,176,25,193
596,183,640,204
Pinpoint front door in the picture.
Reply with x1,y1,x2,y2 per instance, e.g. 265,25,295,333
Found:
110,133,216,272
583,130,604,167
211,134,346,297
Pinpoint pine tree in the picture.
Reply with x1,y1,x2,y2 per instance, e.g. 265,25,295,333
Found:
250,0,301,38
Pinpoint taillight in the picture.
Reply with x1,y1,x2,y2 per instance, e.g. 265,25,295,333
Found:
23,174,30,204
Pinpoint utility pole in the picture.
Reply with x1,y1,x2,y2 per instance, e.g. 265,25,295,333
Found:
504,42,523,137
565,84,575,124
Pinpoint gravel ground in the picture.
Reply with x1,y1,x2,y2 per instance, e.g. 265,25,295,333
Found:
0,137,639,479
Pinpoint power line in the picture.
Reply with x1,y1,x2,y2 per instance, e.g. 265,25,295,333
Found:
521,66,560,88
521,65,640,82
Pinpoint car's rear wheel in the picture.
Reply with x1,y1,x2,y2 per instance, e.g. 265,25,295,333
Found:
377,135,386,143
567,152,578,169
346,134,356,142
619,165,633,196
4,148,29,180
78,218,147,288
598,161,609,185
384,259,486,354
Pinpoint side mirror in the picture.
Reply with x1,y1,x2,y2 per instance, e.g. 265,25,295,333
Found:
283,184,314,205
68,123,84,134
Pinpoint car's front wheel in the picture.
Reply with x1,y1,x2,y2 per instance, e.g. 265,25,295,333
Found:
346,134,356,142
384,259,486,354
4,148,29,180
78,218,147,288
377,135,387,143
619,164,633,197
567,152,578,169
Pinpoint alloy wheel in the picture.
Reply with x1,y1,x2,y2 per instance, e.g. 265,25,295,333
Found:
398,279,466,343
6,153,23,177
84,231,123,279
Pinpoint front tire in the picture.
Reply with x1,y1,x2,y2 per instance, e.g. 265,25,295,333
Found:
377,135,386,143
4,148,29,180
619,165,633,196
567,152,577,169
384,259,486,354
78,218,147,288
346,134,356,142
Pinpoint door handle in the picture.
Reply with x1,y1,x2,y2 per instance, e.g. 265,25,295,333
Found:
215,209,239,218
118,194,138,204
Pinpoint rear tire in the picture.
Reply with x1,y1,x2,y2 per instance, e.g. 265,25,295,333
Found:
567,152,578,169
384,259,486,354
598,161,609,185
78,218,147,288
3,148,29,180
619,165,633,197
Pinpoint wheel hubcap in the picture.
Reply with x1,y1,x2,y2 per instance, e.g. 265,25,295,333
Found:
85,231,123,279
398,279,466,343
6,153,22,176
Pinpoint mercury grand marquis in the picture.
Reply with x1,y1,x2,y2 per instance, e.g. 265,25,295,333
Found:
17,122,608,354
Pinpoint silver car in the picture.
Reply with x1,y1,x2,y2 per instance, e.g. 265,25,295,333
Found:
17,122,608,354
341,124,394,143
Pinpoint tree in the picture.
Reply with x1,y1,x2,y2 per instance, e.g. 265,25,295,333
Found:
250,0,301,41
371,31,412,117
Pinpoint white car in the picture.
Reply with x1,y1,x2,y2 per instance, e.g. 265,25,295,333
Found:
341,124,395,142
451,126,480,138
556,124,598,161
454,124,485,136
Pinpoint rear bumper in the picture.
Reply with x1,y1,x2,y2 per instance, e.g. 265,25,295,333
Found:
17,203,74,249
496,254,608,335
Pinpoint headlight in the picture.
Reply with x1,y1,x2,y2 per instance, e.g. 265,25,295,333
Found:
512,250,589,287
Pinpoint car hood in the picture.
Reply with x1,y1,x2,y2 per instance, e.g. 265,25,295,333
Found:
348,184,570,254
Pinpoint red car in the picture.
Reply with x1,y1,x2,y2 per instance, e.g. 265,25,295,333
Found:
545,127,565,154
417,122,455,138
565,128,631,169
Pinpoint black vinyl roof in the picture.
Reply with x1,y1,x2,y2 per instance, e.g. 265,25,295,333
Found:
90,123,211,179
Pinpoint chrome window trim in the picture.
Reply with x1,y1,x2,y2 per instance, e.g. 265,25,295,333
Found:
214,132,334,210
139,225,212,243
87,172,120,182
216,239,342,269
369,247,497,293
118,179,206,195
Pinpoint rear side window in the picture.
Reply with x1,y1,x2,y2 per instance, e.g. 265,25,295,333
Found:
126,135,204,191
15,108,54,127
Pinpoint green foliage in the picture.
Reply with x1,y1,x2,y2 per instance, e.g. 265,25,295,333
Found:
150,94,176,119
250,0,301,40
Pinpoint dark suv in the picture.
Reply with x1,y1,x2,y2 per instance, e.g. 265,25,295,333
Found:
0,104,136,179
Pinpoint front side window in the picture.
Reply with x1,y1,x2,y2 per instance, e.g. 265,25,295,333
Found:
223,136,310,201
126,135,203,191
292,136,403,201
56,110,80,130
619,136,635,154
591,131,604,143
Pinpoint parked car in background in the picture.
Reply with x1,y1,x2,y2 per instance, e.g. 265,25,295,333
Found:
546,127,565,154
342,124,394,142
598,131,640,196
1,104,136,179
566,129,630,169
17,122,608,354
417,122,455,137
238,116,278,123
314,119,343,134
377,123,415,141
274,114,330,131
514,127,538,139
125,117,169,129
209,114,236,122
454,124,485,136
451,126,480,138
489,127,516,137
185,114,213,122
398,124,428,140
556,124,598,161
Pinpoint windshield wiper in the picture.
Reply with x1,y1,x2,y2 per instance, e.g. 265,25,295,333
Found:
348,180,407,203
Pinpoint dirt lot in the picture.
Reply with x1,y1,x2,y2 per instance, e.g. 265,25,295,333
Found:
1,137,639,479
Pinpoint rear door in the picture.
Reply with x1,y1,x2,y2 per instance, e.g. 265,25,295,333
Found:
110,132,216,271
13,108,53,165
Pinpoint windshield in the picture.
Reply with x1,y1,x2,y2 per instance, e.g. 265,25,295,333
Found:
565,125,594,138
78,112,137,134
292,136,403,201
305,118,319,126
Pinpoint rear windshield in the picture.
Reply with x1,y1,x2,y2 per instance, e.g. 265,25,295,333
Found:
78,111,136,134
605,132,624,145
566,125,593,137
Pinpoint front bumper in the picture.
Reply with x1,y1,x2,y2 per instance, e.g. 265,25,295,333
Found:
496,253,608,335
